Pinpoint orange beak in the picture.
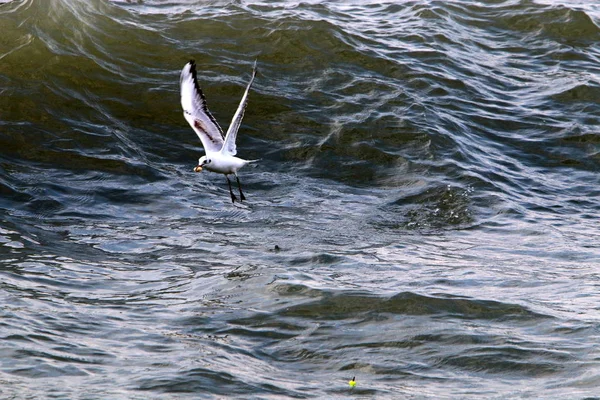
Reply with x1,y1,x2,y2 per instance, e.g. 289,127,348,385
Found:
194,165,203,172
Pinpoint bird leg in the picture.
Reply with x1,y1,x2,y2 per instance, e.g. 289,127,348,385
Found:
226,175,237,203
235,174,246,202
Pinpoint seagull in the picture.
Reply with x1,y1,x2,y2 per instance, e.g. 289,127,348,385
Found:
180,59,258,203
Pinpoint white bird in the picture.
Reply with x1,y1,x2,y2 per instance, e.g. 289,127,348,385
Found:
180,59,257,203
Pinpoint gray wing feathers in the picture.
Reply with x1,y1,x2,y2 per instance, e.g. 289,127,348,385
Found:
180,60,224,153
221,60,257,157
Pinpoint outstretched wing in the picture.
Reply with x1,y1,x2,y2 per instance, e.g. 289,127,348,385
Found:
180,60,224,153
221,60,257,156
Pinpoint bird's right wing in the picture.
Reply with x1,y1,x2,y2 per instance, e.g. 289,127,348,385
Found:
221,60,257,157
180,60,224,153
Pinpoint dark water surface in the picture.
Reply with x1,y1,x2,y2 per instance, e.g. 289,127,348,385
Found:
1,0,600,398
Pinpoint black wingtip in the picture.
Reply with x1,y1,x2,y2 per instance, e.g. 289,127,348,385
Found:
251,59,258,78
188,59,198,81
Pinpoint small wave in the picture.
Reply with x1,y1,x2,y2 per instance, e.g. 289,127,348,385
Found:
551,82,600,103
274,290,548,321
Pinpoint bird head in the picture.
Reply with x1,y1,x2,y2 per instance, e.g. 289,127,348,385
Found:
194,156,211,172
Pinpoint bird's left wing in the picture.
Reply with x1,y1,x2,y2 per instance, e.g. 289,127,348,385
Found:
180,60,225,153
221,60,257,157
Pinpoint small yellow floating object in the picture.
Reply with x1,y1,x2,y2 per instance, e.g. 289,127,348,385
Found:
348,376,356,388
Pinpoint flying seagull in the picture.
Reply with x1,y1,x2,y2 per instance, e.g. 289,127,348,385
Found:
180,59,257,203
